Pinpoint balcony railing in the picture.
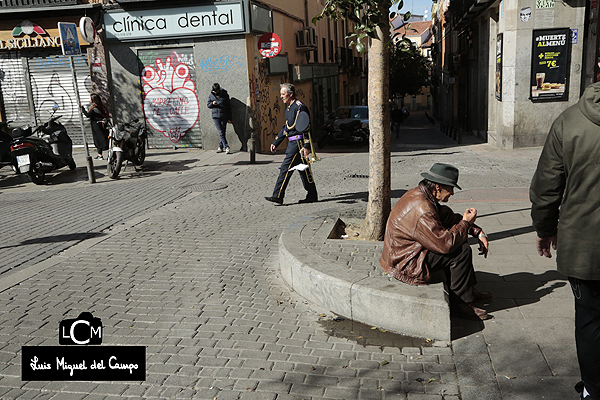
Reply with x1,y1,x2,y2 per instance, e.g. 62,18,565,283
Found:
0,0,77,8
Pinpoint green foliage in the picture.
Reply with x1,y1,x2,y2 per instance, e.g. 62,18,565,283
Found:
312,0,410,52
389,39,431,97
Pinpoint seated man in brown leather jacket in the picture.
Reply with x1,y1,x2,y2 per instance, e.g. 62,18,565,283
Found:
380,163,492,320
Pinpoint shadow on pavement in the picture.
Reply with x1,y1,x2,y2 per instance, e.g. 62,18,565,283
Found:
479,208,531,218
0,232,106,250
452,270,566,340
0,168,81,188
319,189,408,205
142,158,198,173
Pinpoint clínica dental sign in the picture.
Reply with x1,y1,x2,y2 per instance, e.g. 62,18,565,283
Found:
104,2,247,41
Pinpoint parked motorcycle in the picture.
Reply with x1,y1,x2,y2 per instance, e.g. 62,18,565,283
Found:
0,120,13,170
9,105,75,184
317,119,368,149
106,118,148,179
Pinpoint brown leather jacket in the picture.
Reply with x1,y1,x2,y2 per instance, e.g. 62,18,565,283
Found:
380,184,482,285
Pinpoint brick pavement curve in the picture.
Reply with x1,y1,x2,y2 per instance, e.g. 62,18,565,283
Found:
0,112,558,400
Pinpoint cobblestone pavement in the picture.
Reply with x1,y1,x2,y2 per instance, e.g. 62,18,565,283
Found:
0,112,565,399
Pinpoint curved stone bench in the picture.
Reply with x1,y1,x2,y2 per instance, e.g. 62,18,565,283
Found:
279,213,451,341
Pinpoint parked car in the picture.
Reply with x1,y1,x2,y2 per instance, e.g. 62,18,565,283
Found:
330,106,369,133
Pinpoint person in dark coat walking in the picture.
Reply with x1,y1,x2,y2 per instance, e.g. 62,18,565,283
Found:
531,81,600,400
81,93,109,160
265,83,318,205
207,83,232,154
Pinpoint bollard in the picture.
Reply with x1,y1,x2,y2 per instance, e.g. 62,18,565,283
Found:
248,137,256,164
85,156,96,183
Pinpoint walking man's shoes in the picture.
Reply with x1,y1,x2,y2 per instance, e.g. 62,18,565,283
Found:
298,197,318,204
265,196,283,204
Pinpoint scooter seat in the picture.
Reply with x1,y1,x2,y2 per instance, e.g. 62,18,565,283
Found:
12,126,32,138
339,119,362,131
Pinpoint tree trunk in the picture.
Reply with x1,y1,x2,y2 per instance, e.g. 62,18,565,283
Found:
361,9,391,241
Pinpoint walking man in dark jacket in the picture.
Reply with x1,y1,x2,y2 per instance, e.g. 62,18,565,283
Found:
531,82,600,400
265,83,318,205
207,83,232,154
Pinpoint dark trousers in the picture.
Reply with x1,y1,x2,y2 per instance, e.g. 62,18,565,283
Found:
570,277,600,399
425,241,477,304
213,118,228,149
272,146,317,200
91,122,108,154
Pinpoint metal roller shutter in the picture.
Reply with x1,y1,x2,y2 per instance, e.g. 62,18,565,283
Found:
27,54,92,146
0,52,35,128
137,47,202,148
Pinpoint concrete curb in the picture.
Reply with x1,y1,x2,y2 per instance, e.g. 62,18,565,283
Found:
279,212,452,341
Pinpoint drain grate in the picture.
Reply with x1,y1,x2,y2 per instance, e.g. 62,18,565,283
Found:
182,183,228,192
347,174,369,179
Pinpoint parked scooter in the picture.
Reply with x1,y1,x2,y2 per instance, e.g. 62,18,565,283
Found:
106,118,148,179
317,119,368,149
9,105,75,184
0,120,13,170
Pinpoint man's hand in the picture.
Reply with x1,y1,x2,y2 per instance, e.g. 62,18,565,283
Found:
462,208,477,225
301,147,310,159
536,235,557,258
270,144,276,153
478,234,489,258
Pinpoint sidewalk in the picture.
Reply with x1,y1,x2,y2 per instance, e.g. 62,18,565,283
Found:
278,111,578,400
0,113,578,400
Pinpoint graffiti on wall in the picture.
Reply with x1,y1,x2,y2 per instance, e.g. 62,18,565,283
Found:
257,60,282,140
140,55,199,143
198,55,243,74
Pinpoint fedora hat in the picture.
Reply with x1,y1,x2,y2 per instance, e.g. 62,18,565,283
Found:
420,163,462,190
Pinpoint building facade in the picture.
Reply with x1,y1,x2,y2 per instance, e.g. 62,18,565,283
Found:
432,0,594,148
0,0,367,153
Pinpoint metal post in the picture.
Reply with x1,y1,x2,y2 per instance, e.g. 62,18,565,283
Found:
69,56,95,183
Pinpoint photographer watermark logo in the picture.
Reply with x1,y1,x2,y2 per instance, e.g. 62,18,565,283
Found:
22,312,145,381
59,312,102,345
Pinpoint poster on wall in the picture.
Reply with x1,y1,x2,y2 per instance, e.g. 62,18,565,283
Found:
530,27,571,102
496,33,503,101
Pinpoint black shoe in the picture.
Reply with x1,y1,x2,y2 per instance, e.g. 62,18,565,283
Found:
265,196,283,204
298,197,318,204
575,381,591,399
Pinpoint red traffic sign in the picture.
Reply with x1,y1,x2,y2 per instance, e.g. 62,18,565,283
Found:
258,33,282,58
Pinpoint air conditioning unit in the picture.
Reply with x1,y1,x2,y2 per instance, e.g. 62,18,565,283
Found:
296,26,317,50
304,26,317,47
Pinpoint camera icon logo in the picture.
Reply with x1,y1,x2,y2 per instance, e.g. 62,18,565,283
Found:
59,312,103,345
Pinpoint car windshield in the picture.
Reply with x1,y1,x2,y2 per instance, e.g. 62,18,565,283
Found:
334,107,368,120
350,107,368,119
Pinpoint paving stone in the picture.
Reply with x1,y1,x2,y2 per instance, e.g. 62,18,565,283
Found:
0,133,547,399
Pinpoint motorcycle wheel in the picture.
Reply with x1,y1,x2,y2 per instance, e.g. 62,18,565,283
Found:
353,131,368,147
68,157,76,170
107,151,123,179
134,141,146,166
27,167,45,185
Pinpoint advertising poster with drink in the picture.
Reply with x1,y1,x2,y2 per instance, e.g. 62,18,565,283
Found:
530,27,571,101
496,33,503,101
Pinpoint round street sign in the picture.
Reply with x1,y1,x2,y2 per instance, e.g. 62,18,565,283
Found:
258,33,282,58
79,17,96,44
